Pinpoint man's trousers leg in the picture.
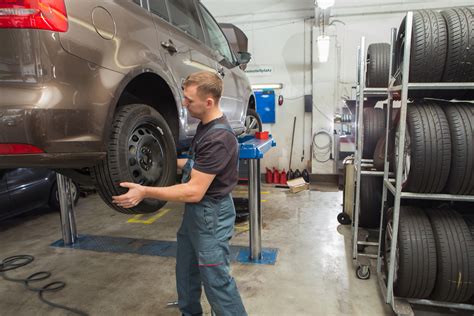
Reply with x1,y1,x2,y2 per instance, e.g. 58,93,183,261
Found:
192,196,247,316
176,226,203,316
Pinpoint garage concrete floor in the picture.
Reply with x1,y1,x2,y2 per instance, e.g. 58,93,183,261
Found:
0,185,451,315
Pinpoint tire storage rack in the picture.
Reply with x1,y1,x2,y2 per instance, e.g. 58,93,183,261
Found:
376,10,474,315
350,37,390,280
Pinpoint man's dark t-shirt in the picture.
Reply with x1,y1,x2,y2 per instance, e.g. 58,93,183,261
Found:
191,115,239,198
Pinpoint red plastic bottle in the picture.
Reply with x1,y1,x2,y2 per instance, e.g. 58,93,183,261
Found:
280,168,287,185
273,167,280,184
266,167,273,184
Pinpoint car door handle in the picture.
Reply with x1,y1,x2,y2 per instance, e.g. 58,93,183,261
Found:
161,40,177,54
217,67,225,78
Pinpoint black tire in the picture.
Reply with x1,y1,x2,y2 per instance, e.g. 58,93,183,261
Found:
444,103,474,195
359,176,382,228
244,108,262,135
427,209,474,302
337,212,351,225
49,181,80,210
395,102,451,193
396,10,447,83
92,104,177,214
384,206,436,299
372,136,386,171
366,43,390,88
362,108,385,159
463,214,474,238
441,8,474,83
373,129,396,172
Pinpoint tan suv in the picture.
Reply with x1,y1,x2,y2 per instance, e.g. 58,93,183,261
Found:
0,0,256,214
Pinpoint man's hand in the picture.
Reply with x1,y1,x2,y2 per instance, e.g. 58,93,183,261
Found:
112,182,147,208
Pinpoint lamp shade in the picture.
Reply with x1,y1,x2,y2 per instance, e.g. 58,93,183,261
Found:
317,0,335,9
317,35,330,63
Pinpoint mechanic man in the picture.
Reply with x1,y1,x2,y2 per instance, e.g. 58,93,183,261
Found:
112,71,247,316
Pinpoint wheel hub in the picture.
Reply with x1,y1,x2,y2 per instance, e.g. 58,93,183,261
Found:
139,147,153,171
127,125,165,185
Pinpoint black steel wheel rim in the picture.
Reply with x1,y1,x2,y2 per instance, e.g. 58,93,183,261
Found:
127,123,165,185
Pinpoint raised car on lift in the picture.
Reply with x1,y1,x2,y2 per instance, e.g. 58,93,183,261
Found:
0,0,257,214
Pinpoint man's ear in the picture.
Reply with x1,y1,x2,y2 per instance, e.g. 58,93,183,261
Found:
206,97,215,108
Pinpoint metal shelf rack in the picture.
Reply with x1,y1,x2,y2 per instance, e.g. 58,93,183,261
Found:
375,12,474,315
350,36,389,279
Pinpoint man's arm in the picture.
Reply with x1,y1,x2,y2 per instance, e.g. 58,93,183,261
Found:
177,158,188,170
111,168,215,208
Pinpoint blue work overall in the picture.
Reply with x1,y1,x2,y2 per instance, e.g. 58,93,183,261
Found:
177,123,247,316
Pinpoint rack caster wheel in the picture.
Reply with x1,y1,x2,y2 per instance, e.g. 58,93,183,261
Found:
337,212,351,225
356,265,370,280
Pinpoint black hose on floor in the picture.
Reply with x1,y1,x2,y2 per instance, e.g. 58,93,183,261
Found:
0,255,88,316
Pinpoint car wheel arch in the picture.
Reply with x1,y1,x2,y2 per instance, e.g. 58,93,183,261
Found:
248,94,256,110
105,69,181,148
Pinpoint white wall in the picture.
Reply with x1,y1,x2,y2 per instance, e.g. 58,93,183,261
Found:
241,19,313,173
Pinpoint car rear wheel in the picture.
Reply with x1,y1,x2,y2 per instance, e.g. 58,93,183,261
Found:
50,181,79,210
92,104,177,214
244,108,262,135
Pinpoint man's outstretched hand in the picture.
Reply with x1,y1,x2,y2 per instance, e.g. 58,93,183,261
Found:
112,182,146,208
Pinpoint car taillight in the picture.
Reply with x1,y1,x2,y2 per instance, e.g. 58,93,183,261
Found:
0,0,68,32
0,144,45,154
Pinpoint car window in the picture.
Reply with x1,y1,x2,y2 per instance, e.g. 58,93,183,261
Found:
132,0,143,7
199,4,234,64
168,0,204,42
149,0,169,21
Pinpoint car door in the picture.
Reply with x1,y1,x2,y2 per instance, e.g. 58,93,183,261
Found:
6,168,51,215
198,3,247,130
149,0,216,136
0,169,12,219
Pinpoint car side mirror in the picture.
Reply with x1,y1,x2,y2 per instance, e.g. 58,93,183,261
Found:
237,52,251,65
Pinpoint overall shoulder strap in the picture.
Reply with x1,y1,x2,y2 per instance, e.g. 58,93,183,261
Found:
191,122,236,155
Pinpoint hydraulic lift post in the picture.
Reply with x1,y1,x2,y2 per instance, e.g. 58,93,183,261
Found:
57,173,78,245
239,135,276,261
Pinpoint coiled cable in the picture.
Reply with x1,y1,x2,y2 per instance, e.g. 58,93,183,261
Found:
312,130,333,163
0,255,88,316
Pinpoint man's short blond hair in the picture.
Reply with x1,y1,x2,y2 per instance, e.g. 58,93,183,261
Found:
183,71,223,103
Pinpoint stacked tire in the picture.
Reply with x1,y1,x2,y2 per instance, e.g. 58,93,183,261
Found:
366,43,390,88
359,107,385,228
392,8,474,194
356,42,392,228
395,8,474,98
385,206,474,302
382,7,474,304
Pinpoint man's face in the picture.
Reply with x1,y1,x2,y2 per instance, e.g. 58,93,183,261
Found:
182,85,209,119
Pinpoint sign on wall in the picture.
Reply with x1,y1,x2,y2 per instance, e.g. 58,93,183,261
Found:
244,65,273,77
